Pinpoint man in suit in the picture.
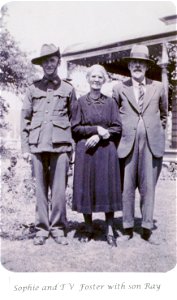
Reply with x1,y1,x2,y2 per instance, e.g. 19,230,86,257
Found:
112,44,168,244
21,44,77,245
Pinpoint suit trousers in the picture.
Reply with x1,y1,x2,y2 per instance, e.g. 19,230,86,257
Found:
32,152,69,237
122,117,162,230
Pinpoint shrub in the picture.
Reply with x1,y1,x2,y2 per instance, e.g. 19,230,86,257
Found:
1,154,36,240
0,152,74,240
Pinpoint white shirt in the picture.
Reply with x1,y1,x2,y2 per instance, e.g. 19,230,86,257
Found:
132,78,146,103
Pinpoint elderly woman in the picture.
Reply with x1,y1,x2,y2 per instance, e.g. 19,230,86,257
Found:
72,64,122,247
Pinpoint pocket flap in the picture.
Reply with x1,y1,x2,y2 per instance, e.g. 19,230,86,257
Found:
52,120,70,129
32,90,46,99
53,92,68,98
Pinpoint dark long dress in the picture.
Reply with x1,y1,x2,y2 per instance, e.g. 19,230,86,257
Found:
72,93,122,214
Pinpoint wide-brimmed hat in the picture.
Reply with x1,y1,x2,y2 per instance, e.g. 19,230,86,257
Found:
123,44,154,64
31,44,60,65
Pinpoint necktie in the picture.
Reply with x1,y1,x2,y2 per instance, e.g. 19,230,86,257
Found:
138,83,144,111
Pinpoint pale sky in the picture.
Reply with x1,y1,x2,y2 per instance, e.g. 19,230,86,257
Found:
1,0,176,60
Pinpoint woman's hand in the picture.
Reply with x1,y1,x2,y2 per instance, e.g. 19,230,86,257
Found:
85,135,100,149
97,126,110,139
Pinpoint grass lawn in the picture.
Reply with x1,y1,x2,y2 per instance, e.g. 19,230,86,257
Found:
0,176,176,272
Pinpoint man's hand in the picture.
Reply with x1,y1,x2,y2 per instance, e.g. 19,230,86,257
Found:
85,135,100,149
97,126,110,139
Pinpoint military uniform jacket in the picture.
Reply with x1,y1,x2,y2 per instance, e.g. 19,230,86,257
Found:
112,78,168,158
21,77,77,153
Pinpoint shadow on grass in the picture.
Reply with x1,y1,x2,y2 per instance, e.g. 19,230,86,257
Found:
1,216,158,242
67,216,158,242
68,219,108,242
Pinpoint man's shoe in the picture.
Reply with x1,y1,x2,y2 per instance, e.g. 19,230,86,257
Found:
141,228,151,240
117,235,132,242
33,236,47,246
141,228,160,245
53,236,68,245
117,228,133,242
107,235,117,247
144,236,160,245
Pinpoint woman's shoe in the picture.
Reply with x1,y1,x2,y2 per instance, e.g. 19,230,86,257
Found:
107,235,117,247
79,231,93,243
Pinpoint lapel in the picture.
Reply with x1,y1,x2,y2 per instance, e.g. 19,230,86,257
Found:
122,78,157,113
122,79,140,112
142,78,156,112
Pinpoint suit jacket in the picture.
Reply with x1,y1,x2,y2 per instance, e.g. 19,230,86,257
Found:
112,78,168,158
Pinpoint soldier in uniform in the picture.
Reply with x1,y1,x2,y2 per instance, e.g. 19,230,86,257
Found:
21,44,77,245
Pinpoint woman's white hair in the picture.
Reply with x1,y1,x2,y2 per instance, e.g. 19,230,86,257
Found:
86,64,108,82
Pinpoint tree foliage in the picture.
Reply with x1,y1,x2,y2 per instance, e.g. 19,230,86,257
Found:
0,95,9,130
0,5,36,94
0,5,36,151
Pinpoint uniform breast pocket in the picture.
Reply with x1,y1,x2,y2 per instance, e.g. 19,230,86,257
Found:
52,120,72,144
32,97,46,112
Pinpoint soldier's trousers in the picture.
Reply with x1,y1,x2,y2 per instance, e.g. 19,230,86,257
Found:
32,152,69,237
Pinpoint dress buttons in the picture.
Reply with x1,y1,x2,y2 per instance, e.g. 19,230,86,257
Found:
44,121,47,124
45,110,48,113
